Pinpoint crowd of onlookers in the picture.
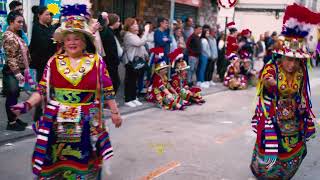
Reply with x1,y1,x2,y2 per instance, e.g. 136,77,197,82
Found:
1,1,320,131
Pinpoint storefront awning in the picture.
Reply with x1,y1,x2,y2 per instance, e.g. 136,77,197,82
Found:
175,0,202,7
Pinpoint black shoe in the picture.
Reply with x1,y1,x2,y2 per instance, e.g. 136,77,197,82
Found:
6,122,26,131
16,119,28,127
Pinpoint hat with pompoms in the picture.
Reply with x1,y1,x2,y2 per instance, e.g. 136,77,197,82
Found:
274,3,320,59
168,48,184,68
53,4,94,43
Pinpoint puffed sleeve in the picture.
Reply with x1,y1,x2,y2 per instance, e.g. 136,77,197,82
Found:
260,63,277,92
261,63,276,80
37,56,56,97
100,58,115,100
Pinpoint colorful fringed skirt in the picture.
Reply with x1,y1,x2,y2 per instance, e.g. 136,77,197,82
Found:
32,102,113,179
250,115,307,179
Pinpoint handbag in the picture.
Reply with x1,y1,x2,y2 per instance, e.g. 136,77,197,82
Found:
130,56,147,71
124,45,147,71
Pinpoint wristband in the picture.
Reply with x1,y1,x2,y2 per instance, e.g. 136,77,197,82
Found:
111,110,119,114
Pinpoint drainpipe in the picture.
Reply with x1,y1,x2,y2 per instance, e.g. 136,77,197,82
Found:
170,0,175,34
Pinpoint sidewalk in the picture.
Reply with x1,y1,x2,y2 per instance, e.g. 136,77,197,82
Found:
0,82,227,145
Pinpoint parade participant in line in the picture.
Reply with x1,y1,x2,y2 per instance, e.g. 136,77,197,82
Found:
2,11,29,131
250,4,319,179
170,49,205,105
223,55,248,90
225,22,239,60
146,60,185,110
239,28,254,60
10,4,122,179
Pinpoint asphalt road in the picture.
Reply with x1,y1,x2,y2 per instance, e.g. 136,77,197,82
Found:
0,69,320,180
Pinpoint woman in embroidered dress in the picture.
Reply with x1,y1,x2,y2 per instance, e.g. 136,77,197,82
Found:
2,11,29,131
11,4,122,179
146,61,185,110
250,4,318,179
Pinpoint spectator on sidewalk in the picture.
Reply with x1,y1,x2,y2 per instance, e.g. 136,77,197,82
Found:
123,18,149,108
254,34,266,72
154,17,171,64
197,28,211,89
170,20,178,52
100,13,121,94
29,6,56,82
174,27,186,49
183,17,194,41
186,25,202,86
2,1,28,45
2,11,29,131
217,32,227,82
145,21,155,51
29,6,57,122
206,27,218,86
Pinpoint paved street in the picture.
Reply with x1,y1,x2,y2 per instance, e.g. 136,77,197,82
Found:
0,69,320,180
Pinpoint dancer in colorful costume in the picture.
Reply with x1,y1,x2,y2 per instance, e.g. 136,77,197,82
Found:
146,59,185,110
223,55,248,90
250,4,319,179
11,4,122,179
169,48,205,105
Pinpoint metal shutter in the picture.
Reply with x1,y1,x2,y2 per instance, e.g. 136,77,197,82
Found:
174,3,198,22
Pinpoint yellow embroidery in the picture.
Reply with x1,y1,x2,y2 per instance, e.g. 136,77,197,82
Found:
61,145,82,159
56,54,97,86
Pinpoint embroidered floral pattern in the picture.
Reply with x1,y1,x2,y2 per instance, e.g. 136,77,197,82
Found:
56,54,96,86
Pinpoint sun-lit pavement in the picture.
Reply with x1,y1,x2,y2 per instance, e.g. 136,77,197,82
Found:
0,68,320,180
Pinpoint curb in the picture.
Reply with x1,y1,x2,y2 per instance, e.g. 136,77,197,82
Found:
0,86,227,146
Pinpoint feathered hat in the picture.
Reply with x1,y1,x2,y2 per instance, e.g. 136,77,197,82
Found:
227,52,239,62
53,4,94,43
239,51,250,62
168,48,184,68
226,21,237,33
274,3,320,58
155,61,169,72
149,47,164,67
241,29,251,37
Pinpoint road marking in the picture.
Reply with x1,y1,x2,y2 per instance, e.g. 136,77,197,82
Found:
214,125,248,144
139,161,181,180
148,143,173,156
220,121,233,124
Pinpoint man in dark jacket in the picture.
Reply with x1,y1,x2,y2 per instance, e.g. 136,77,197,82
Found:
100,13,121,93
186,24,202,85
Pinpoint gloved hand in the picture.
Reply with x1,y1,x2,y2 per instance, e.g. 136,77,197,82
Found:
15,73,25,82
10,101,31,116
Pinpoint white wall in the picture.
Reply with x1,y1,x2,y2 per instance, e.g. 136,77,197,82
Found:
234,11,284,41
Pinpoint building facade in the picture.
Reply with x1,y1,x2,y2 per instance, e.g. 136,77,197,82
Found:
221,0,319,40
